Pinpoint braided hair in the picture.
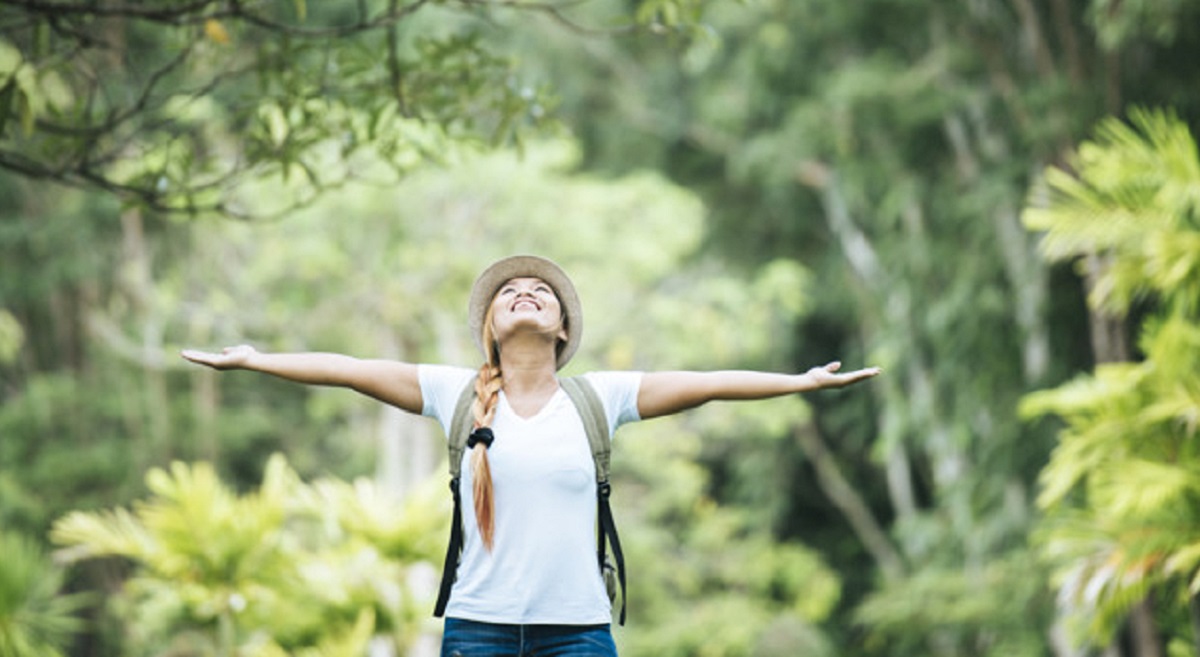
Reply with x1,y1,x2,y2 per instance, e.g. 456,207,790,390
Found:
468,284,569,551
470,305,502,551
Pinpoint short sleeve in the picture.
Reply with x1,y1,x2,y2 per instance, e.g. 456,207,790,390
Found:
418,364,477,437
581,371,644,437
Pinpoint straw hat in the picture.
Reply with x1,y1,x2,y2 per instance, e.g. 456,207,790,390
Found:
468,255,583,369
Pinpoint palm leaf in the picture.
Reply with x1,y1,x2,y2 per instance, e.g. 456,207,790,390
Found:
0,532,88,657
1024,108,1200,649
1089,459,1198,518
51,506,157,565
1023,108,1200,314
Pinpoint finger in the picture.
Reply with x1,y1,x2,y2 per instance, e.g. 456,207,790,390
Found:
181,349,220,365
825,361,842,372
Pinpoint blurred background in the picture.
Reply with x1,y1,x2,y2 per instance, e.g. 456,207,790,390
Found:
2,1,1199,656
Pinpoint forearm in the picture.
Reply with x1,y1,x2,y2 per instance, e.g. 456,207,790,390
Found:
241,351,369,387
639,370,802,418
658,371,809,406
702,370,826,398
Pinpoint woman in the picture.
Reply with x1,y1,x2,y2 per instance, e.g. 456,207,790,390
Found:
181,254,880,657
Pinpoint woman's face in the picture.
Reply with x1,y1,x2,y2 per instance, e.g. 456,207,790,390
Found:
489,277,568,347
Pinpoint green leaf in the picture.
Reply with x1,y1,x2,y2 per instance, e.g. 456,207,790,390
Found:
0,39,21,81
0,532,87,657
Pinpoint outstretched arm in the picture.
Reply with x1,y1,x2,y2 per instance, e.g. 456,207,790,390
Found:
637,361,880,420
180,345,423,414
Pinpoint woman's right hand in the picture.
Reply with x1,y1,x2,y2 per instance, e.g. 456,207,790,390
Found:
180,345,258,370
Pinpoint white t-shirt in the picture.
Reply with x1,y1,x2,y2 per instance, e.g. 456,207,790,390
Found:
419,364,644,625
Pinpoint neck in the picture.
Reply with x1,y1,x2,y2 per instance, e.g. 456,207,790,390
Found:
496,337,559,393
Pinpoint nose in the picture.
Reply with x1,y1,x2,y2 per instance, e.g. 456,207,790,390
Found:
516,285,540,299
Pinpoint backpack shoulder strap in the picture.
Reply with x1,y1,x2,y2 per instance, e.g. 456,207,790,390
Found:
434,379,478,619
560,375,627,625
559,375,610,482
447,381,477,479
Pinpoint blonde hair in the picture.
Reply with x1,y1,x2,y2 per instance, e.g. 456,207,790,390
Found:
469,286,570,551
471,305,503,551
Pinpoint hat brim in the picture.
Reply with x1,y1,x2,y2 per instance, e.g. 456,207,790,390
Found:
468,255,582,370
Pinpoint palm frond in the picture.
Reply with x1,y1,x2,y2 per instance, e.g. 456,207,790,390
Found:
1089,459,1197,518
1164,542,1200,592
0,532,88,657
51,507,155,562
49,453,439,655
309,476,447,562
136,460,292,585
1024,108,1200,315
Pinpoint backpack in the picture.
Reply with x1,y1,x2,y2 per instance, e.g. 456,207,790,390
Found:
432,376,628,625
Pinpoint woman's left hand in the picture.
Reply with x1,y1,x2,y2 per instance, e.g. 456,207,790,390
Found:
805,361,882,389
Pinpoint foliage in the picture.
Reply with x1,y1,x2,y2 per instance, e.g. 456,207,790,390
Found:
506,0,1200,653
854,550,1054,657
0,0,709,217
1088,0,1200,49
0,530,88,657
216,141,842,655
51,453,445,656
6,131,845,654
1021,109,1200,648
6,0,1200,654
613,396,843,657
1025,108,1200,316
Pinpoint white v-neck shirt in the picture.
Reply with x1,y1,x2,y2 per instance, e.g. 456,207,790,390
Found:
419,365,643,625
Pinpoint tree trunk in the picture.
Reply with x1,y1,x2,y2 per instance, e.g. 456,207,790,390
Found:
375,332,408,496
994,200,1051,383
374,332,439,498
119,207,171,463
1189,592,1200,657
1049,0,1084,85
1008,0,1056,78
794,424,905,581
1083,253,1129,364
1129,599,1163,657
1081,250,1151,655
940,90,1050,385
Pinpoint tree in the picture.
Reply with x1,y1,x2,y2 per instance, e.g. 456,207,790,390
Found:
10,132,850,654
0,0,706,217
1022,108,1200,655
502,1,1200,653
51,453,445,656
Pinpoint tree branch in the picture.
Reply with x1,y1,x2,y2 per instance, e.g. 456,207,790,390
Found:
7,0,216,22
793,422,905,582
0,0,645,217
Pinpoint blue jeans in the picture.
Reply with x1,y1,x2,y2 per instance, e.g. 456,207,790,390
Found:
440,618,617,657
